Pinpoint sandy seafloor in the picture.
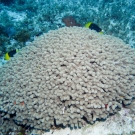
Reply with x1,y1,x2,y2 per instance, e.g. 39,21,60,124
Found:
0,0,135,135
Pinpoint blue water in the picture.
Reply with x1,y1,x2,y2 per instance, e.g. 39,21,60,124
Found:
0,0,135,55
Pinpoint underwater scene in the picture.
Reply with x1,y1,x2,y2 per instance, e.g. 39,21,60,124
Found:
0,0,135,135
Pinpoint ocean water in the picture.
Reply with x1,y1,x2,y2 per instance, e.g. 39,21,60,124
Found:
0,0,135,135
0,0,135,57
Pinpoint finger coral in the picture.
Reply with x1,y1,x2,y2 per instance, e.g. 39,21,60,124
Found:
0,27,135,130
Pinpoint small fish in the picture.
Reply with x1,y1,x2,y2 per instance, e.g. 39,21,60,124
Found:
4,49,19,60
85,22,103,34
62,16,103,33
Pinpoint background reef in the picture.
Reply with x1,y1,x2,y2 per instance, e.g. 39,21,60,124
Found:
0,0,135,57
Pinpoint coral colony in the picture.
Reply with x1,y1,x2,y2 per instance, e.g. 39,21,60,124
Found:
0,27,135,130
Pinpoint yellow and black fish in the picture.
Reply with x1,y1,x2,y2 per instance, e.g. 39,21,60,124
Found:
85,22,103,34
4,49,19,60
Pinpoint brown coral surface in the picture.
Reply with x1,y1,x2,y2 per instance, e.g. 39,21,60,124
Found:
62,16,81,27
0,27,135,130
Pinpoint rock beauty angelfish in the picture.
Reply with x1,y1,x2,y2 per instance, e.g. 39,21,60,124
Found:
4,49,19,60
85,22,103,34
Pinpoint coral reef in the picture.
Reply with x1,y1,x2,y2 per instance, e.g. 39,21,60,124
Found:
0,27,135,130
0,117,27,135
0,0,135,57
0,108,135,135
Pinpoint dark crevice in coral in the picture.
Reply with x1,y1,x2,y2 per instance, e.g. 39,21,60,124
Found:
81,115,89,123
70,96,72,100
61,100,66,103
122,101,126,107
53,118,56,126
10,113,16,118
60,64,66,67
91,113,93,119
